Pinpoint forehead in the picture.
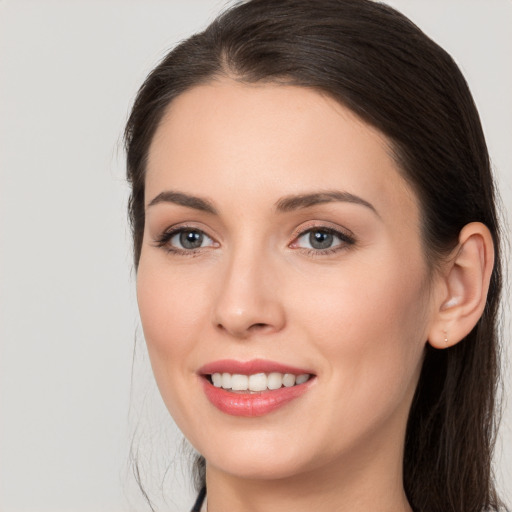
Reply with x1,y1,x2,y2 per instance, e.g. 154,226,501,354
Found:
146,79,418,226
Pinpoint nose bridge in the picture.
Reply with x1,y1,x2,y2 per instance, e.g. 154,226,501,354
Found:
213,235,285,338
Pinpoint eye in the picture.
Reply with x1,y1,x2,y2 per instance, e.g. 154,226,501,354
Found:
171,229,209,249
293,227,354,252
155,227,217,252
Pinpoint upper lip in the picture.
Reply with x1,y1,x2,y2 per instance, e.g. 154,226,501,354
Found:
198,359,314,376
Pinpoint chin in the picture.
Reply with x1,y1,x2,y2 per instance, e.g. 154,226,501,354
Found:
190,424,330,482
206,448,311,481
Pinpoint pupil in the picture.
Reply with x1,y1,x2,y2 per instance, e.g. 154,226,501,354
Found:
180,230,203,249
309,230,333,249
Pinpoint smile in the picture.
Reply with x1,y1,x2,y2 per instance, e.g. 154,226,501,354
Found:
199,359,316,417
209,372,311,392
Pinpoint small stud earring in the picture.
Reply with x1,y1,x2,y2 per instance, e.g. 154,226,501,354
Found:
443,330,448,345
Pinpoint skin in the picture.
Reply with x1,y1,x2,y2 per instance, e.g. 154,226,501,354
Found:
137,79,454,512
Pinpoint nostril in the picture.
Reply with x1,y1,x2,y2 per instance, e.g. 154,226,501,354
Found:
249,323,270,331
216,321,273,338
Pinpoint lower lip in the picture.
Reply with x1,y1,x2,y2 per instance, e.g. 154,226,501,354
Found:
201,378,314,417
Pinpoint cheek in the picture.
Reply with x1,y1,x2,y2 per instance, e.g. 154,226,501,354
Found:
135,260,211,396
293,252,429,410
135,259,219,437
137,260,209,346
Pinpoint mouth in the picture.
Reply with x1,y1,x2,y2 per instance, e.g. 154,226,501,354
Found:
198,359,316,417
205,371,313,393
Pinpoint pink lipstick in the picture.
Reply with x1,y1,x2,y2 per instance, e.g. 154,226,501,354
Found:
199,359,315,417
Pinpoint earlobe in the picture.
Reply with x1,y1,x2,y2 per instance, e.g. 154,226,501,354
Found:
428,222,494,349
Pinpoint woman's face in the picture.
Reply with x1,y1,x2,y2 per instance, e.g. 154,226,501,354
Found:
137,79,437,481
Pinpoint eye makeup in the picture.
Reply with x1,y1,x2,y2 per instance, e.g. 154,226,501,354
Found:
152,220,356,258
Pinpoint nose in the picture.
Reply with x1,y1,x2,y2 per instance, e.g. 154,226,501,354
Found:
212,247,286,339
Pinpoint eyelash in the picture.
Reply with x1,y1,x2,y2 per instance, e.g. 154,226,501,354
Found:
292,226,356,256
153,225,356,256
153,225,216,256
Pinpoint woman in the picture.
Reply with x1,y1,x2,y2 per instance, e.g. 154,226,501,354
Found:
124,0,507,511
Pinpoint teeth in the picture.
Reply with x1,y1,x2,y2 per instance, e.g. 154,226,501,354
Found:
296,374,310,385
210,372,311,391
282,373,296,387
231,374,248,391
221,372,232,389
248,373,267,392
212,373,223,387
267,372,283,390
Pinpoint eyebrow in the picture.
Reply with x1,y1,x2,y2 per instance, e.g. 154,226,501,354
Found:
275,191,379,216
147,191,218,214
146,189,378,217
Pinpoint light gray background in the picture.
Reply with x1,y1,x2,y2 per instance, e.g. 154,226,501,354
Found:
0,1,510,511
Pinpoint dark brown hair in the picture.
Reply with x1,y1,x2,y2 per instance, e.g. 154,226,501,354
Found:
125,1,506,510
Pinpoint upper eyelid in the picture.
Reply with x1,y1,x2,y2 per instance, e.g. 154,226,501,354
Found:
297,226,349,236
290,221,355,240
292,227,355,247
160,223,217,239
153,225,215,245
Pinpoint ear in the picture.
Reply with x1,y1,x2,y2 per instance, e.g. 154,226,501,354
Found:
428,222,494,349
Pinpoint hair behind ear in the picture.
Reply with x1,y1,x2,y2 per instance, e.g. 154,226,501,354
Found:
404,220,503,510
